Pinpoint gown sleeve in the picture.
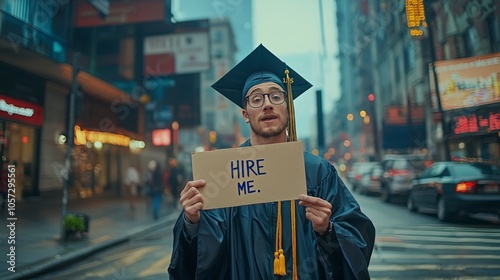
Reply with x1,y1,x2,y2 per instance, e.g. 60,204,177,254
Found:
309,158,376,280
168,209,229,280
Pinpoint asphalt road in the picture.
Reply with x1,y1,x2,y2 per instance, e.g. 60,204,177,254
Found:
36,191,500,280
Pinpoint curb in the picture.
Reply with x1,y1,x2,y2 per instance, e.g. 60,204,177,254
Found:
2,212,179,280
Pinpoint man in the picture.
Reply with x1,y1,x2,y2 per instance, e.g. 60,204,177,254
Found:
168,44,375,279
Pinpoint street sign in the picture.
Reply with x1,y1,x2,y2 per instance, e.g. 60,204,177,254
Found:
87,0,110,19
405,0,428,39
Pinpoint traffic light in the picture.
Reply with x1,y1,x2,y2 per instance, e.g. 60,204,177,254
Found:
368,93,375,102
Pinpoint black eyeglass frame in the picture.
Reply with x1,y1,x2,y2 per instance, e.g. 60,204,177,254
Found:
244,91,288,108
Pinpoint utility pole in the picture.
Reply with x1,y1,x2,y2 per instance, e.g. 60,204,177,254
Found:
405,0,450,161
425,3,451,161
316,90,325,155
60,52,80,240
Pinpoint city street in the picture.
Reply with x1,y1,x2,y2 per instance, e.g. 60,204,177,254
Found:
1,0,499,279
34,188,500,280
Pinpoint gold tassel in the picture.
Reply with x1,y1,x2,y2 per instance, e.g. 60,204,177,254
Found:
274,201,283,275
273,69,299,278
279,249,286,275
291,201,298,280
284,69,299,279
274,251,279,273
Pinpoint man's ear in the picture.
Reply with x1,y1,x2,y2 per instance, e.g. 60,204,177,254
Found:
242,109,249,123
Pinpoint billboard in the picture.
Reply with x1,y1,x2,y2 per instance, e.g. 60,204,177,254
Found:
75,0,167,27
448,106,500,137
145,73,201,131
382,106,426,150
434,52,500,111
144,32,210,75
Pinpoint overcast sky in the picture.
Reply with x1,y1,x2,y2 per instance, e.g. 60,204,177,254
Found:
253,0,339,140
172,0,340,140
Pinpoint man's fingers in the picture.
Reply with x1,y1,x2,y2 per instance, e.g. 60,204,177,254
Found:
299,194,332,209
181,180,206,196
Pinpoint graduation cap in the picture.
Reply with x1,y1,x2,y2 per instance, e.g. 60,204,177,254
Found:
211,44,312,109
212,44,312,278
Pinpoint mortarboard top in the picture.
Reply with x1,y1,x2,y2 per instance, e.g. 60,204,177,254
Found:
211,44,313,109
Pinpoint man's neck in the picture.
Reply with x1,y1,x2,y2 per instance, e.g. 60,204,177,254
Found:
249,134,287,146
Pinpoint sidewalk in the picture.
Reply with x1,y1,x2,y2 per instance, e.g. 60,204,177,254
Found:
0,190,180,280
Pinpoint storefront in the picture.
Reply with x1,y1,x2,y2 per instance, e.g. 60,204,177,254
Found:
68,92,145,197
0,95,43,197
447,104,500,164
70,124,145,198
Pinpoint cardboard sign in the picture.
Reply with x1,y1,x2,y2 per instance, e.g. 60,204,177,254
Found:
192,141,306,209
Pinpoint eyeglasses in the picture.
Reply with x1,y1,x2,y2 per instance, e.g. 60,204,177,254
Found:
245,91,287,108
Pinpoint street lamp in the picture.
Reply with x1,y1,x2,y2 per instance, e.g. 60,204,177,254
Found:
367,92,380,161
172,121,179,156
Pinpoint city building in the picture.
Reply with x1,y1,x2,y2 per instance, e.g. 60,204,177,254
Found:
171,0,254,145
0,1,192,199
199,18,241,150
0,0,149,199
334,0,499,164
332,0,374,165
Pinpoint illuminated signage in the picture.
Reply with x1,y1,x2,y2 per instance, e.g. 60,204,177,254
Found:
74,125,132,147
452,112,500,135
152,129,171,146
433,53,500,111
405,0,427,38
76,0,165,27
0,95,43,126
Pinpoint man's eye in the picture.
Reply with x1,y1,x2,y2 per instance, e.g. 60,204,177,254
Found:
271,94,282,101
251,96,262,103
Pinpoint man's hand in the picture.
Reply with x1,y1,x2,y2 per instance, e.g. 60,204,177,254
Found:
298,194,332,235
180,180,205,224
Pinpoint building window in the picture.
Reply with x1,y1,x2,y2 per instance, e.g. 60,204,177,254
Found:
214,49,223,59
1,0,31,22
404,40,416,72
205,89,215,107
394,55,400,82
487,14,500,53
463,27,480,56
213,30,223,44
205,112,215,130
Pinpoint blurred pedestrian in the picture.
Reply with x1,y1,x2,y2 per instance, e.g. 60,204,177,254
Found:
145,160,163,220
0,161,7,209
124,163,140,209
168,157,184,209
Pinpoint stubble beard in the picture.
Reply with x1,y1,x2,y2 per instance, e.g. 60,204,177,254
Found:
250,118,288,138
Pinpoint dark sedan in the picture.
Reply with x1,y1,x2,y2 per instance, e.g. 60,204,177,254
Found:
407,161,500,222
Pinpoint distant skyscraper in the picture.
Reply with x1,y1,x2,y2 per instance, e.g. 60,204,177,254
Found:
171,0,253,61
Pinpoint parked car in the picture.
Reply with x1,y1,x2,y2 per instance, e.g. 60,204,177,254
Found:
346,162,379,189
407,161,500,222
379,154,431,203
353,164,383,195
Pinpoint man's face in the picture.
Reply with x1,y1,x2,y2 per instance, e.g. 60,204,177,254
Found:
242,82,288,139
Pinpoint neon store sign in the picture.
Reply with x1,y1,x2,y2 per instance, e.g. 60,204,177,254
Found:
74,125,131,147
453,112,500,135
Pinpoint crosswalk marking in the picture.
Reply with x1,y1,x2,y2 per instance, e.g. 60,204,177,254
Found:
370,224,500,279
384,228,500,238
376,242,500,250
378,235,500,244
369,264,500,271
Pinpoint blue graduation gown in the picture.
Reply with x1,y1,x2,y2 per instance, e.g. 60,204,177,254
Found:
168,140,375,279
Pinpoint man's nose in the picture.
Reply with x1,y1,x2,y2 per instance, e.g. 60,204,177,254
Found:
262,95,274,108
